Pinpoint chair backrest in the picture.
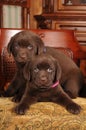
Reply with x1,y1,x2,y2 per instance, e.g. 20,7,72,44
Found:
0,28,82,90
0,28,81,53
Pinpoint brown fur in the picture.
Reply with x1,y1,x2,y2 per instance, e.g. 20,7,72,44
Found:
14,54,81,115
3,31,44,102
3,30,85,102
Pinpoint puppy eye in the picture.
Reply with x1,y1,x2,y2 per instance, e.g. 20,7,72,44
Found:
47,68,53,73
34,68,39,73
27,45,33,50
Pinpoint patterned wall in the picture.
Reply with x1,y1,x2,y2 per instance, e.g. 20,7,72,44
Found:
2,5,22,28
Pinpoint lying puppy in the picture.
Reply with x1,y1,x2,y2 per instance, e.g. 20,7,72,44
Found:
14,54,81,115
3,30,85,102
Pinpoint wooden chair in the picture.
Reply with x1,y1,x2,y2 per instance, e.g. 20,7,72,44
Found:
0,28,86,90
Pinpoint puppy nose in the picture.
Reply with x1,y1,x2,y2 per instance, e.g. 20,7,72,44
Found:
40,76,47,82
21,54,26,58
19,52,26,58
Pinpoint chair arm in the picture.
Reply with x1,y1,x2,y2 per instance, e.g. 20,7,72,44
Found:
75,51,86,60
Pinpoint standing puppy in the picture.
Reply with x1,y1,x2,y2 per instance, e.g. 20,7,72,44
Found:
14,54,81,115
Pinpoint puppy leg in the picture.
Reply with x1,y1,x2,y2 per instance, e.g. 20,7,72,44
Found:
54,85,81,114
3,72,26,100
14,83,37,115
64,70,84,98
12,85,26,103
3,76,20,97
64,79,82,99
15,96,37,115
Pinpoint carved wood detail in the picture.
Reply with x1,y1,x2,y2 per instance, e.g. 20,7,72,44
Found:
0,0,27,7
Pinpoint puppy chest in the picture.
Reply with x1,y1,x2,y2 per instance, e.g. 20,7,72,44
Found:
37,91,53,102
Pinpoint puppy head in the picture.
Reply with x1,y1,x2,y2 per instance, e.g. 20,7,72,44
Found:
7,31,44,63
23,54,61,90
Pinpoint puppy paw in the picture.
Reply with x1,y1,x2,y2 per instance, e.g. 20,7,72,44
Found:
0,90,6,97
66,103,81,114
12,95,21,103
14,104,28,115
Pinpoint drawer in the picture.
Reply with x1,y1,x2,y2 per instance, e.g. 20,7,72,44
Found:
52,21,86,45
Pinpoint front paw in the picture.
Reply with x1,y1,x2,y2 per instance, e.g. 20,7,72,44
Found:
14,104,28,115
12,95,22,103
66,102,81,114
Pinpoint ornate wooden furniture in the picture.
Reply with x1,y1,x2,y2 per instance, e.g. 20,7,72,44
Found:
34,0,86,45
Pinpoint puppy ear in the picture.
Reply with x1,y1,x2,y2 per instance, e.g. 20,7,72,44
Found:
7,37,14,54
23,62,31,81
35,37,45,54
54,60,62,82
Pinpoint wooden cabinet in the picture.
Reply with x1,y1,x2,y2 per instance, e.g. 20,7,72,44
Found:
34,0,86,47
58,0,86,10
35,0,86,45
34,0,86,77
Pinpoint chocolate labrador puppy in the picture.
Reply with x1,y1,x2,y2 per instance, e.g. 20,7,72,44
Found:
3,30,85,102
2,31,44,101
14,54,81,115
